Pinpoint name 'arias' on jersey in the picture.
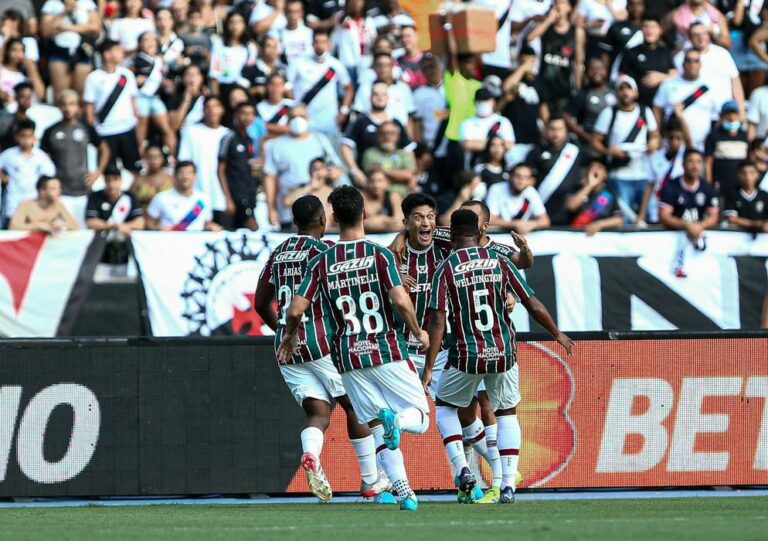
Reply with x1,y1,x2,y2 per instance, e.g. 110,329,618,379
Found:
260,235,334,364
429,246,534,375
296,240,409,373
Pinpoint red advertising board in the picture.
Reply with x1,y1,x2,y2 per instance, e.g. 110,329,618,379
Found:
287,338,768,491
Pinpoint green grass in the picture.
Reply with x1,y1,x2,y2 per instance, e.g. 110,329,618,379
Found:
1,497,766,541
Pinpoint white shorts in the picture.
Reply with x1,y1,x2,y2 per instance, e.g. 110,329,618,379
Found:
437,363,520,410
279,355,345,406
341,361,430,424
411,351,450,400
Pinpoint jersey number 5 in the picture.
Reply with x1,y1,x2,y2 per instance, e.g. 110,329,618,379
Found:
473,289,494,332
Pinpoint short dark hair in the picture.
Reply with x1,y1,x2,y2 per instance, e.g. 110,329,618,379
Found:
461,199,491,224
510,162,535,178
313,29,331,40
451,209,480,238
309,156,326,175
684,148,703,161
235,101,256,113
328,185,364,227
204,95,223,108
641,14,661,25
14,120,35,135
98,39,121,55
373,51,393,62
401,193,436,218
175,160,197,173
548,114,565,124
739,159,759,171
293,195,325,228
13,81,32,94
266,71,286,85
36,175,58,191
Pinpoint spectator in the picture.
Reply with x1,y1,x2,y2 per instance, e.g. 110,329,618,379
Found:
574,0,628,60
85,168,144,263
286,29,353,139
731,1,768,95
262,104,341,228
565,159,624,235
0,81,34,149
257,72,293,137
241,34,285,100
304,0,340,32
666,0,731,51
0,37,44,104
593,74,659,224
705,100,749,194
39,0,100,98
0,6,37,44
659,148,719,277
528,0,585,114
341,79,412,185
526,116,584,226
83,40,142,178
396,25,425,90
134,31,176,157
487,163,550,233
283,156,335,226
168,63,208,133
477,0,514,80
474,135,509,188
565,57,616,152
171,0,191,34
747,79,768,141
333,0,377,85
723,159,768,232
750,139,768,190
208,11,256,99
654,48,720,151
412,53,445,150
436,170,486,225
132,144,173,210
353,52,416,134
250,0,287,37
366,0,414,50
498,45,549,166
619,15,675,107
273,0,313,64
146,161,222,231
361,165,403,233
155,8,185,79
673,22,744,115
601,0,644,71
645,118,687,222
179,8,213,71
109,0,155,56
177,95,231,227
361,120,416,195
9,175,79,232
460,88,515,168
0,121,56,224
41,88,110,227
218,101,258,230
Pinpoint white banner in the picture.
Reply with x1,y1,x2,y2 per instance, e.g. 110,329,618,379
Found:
130,230,768,336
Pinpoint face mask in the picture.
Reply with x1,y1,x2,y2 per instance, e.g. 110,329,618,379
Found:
380,141,397,152
289,116,308,136
475,101,494,118
722,120,741,132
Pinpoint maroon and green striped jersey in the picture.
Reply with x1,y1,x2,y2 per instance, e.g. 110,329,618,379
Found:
429,246,534,374
397,240,450,356
259,235,334,364
433,227,521,264
296,239,409,374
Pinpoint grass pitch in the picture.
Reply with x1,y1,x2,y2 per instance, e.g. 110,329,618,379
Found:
1,496,766,541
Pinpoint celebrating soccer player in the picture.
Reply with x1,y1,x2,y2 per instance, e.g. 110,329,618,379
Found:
254,195,393,503
425,209,574,504
278,186,430,512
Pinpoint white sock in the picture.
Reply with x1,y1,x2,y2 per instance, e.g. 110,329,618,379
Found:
371,424,413,500
497,415,521,491
300,426,324,458
436,406,468,473
397,407,429,434
351,436,378,484
484,424,502,488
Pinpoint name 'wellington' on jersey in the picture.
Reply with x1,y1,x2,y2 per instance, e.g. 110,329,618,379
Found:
429,246,534,374
260,235,334,364
296,240,409,373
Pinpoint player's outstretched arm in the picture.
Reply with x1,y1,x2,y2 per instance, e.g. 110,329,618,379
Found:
276,294,312,364
388,228,408,262
509,231,534,269
522,296,574,356
389,285,430,351
423,308,446,392
253,280,279,332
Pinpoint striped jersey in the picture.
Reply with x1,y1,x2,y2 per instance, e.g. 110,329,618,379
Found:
433,226,521,264
397,240,450,356
296,239,409,374
259,235,334,364
429,246,534,374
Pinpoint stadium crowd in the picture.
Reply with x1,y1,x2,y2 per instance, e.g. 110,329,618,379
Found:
1,0,768,257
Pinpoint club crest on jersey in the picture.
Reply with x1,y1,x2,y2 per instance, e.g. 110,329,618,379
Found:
454,259,498,274
329,255,375,274
417,265,428,274
274,250,308,263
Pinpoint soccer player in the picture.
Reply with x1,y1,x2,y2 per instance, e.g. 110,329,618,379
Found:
254,195,392,503
278,186,430,511
425,209,574,504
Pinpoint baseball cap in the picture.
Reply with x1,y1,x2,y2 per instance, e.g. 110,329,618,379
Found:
474,88,494,102
721,100,739,114
483,75,503,98
616,74,638,91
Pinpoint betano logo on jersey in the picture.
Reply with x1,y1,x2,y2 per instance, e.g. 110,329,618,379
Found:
328,256,375,274
454,259,498,274
274,250,308,263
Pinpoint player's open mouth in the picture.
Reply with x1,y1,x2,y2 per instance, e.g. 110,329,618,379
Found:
418,229,432,243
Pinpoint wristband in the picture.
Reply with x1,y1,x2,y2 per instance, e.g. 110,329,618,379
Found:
443,22,453,31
